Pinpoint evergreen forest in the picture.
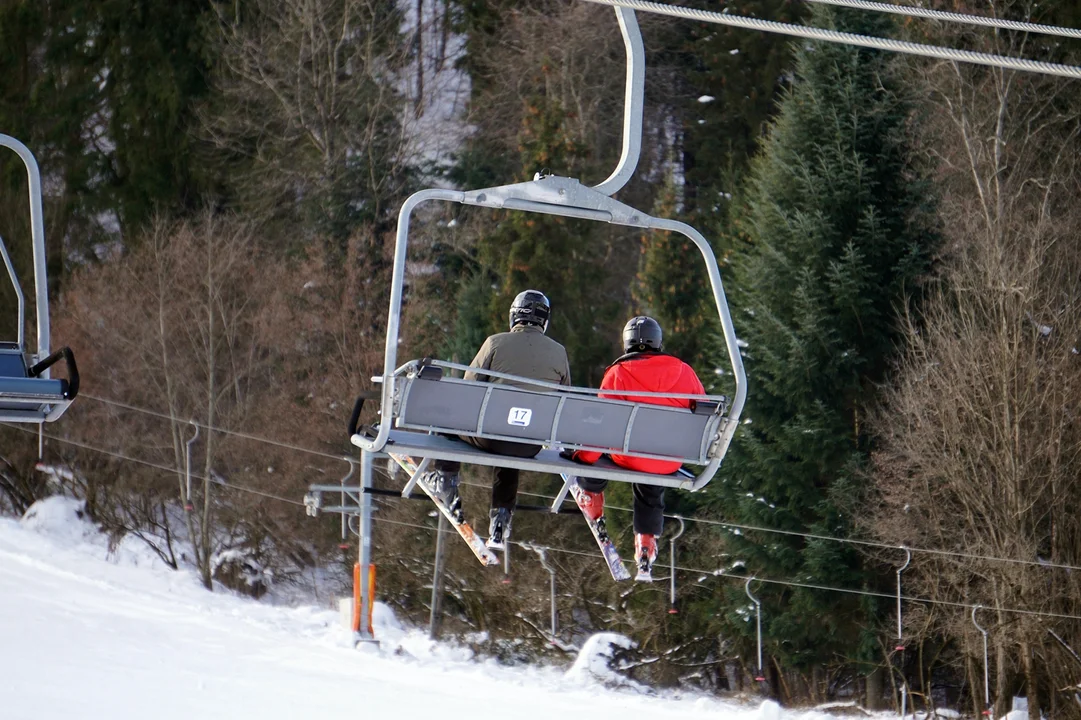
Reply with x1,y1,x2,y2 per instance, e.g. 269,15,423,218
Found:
3,1,1081,716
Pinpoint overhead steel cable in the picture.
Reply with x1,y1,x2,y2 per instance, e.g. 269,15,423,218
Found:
82,392,350,463
9,420,1081,622
1,422,305,507
805,0,1081,40
65,393,1081,574
369,514,1081,623
502,486,1081,574
579,0,1081,79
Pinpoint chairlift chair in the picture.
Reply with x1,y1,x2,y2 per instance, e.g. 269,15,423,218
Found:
0,135,78,424
350,7,746,500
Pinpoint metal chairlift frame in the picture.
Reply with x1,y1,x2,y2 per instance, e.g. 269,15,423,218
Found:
313,7,746,642
351,6,746,490
0,134,78,424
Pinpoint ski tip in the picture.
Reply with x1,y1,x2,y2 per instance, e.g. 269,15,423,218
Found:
634,571,653,583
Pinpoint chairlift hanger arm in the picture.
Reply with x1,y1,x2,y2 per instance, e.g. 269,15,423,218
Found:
0,135,49,367
592,7,645,197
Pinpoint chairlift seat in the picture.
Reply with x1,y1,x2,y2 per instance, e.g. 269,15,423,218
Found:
396,371,723,465
352,360,730,490
0,346,77,423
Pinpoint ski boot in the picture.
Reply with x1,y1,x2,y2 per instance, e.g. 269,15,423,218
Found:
576,489,604,522
486,507,513,551
634,533,658,582
420,470,463,524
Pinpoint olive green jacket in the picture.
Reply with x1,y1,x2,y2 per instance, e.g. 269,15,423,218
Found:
463,325,571,388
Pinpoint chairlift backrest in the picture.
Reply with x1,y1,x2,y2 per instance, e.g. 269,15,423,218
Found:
396,366,725,466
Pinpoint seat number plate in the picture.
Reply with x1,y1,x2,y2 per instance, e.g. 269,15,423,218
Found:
507,407,532,427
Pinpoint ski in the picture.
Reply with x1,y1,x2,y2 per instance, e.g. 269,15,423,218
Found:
634,562,653,583
565,477,632,582
388,452,500,567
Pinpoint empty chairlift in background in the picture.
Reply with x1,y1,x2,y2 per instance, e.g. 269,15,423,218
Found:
0,134,78,424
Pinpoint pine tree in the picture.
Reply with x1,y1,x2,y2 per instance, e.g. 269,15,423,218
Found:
700,5,937,680
635,1,801,383
471,94,620,386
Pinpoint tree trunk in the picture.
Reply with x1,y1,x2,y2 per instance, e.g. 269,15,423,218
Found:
1022,640,1040,720
866,666,885,710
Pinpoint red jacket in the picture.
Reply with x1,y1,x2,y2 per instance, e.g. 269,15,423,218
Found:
574,352,706,474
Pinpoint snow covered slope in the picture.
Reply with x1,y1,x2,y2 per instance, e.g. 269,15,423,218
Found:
0,498,851,720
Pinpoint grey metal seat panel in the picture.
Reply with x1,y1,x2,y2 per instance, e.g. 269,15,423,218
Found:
0,376,65,399
627,406,711,460
554,396,632,449
480,387,559,442
399,378,486,433
356,428,697,490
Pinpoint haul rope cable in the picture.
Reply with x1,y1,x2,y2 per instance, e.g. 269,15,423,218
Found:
804,0,1081,40
9,421,1080,623
579,0,1081,79
69,393,1081,574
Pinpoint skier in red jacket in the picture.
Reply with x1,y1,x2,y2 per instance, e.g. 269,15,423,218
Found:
571,316,705,580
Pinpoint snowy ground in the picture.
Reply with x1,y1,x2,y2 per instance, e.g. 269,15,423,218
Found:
2,497,867,720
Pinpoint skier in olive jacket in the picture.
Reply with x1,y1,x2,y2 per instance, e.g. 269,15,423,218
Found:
424,290,570,550
570,316,704,579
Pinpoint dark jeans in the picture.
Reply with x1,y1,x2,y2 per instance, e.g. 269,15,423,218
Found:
434,436,540,511
577,476,664,536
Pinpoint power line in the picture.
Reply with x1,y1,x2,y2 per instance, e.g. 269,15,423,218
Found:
9,420,1079,623
579,0,1081,79
82,393,351,464
499,486,1081,574
72,393,1081,574
1,422,305,508
367,513,1081,623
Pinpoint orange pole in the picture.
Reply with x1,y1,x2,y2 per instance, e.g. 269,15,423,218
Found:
352,562,377,636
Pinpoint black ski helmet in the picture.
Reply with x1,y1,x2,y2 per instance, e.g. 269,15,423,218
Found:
509,290,551,332
623,316,663,353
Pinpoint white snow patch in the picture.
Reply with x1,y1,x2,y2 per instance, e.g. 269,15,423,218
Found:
565,632,644,691
397,0,473,180
20,496,95,544
1,497,882,720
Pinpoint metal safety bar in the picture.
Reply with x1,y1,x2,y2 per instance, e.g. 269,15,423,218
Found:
396,358,729,402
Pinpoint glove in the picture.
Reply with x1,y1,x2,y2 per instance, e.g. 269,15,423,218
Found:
559,447,587,464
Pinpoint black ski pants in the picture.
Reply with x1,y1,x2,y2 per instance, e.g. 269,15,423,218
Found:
576,476,664,537
433,436,540,511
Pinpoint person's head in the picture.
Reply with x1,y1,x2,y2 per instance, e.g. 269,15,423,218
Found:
509,290,551,333
622,316,663,353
